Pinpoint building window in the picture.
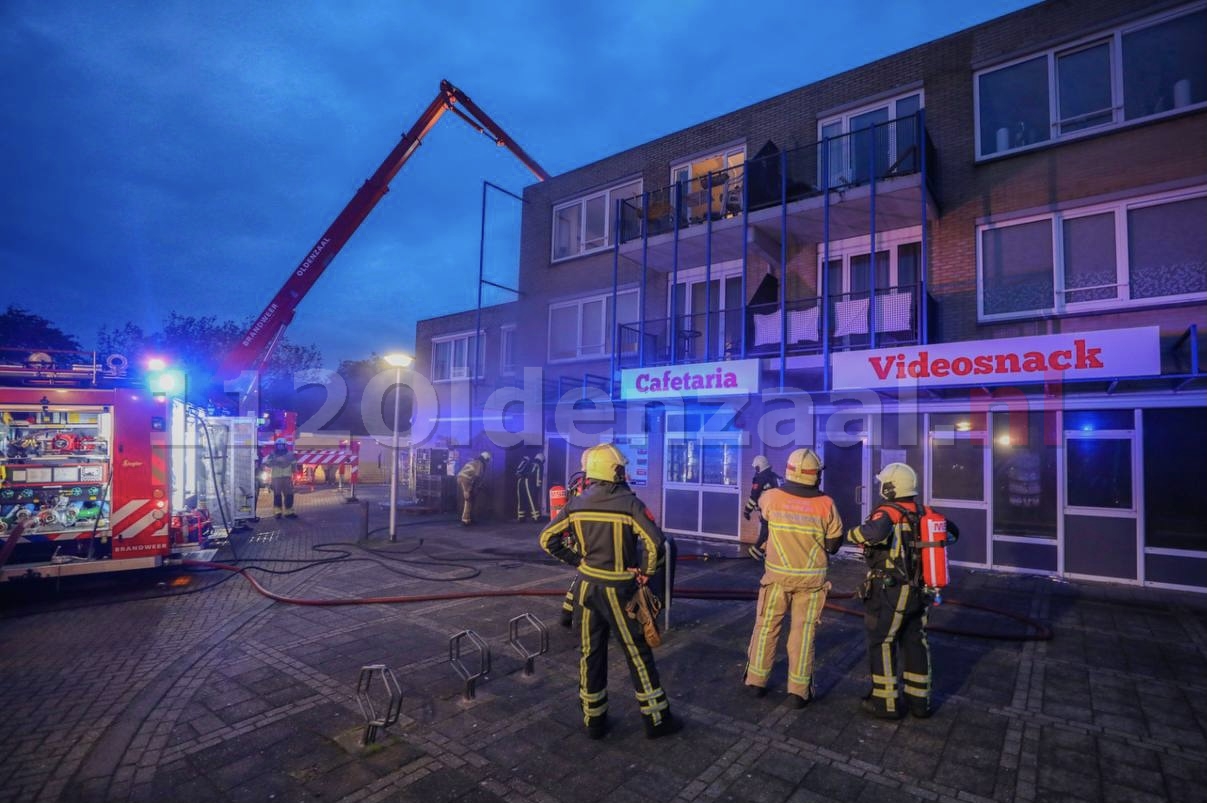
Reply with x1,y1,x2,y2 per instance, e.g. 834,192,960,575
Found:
992,411,1057,539
500,326,516,375
819,92,923,187
1144,408,1206,551
552,179,642,261
547,290,639,361
976,5,1207,158
431,331,484,382
930,413,986,503
978,188,1206,320
671,146,746,223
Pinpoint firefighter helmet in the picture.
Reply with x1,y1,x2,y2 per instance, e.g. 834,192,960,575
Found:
752,455,770,472
584,443,628,483
877,462,917,500
479,451,491,462
533,452,544,462
785,448,823,486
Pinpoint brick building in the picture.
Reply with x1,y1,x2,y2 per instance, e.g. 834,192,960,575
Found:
415,0,1206,591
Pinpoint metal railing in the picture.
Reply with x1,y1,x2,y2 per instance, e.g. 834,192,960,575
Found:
618,113,935,243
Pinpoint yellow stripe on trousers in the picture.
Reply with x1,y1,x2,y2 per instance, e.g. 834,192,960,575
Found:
605,586,664,725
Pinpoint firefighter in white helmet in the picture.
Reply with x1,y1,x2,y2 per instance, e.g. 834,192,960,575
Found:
456,451,491,526
847,462,959,719
743,447,843,707
539,443,682,740
743,455,781,560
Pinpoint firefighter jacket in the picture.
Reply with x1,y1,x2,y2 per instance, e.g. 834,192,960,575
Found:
263,450,297,481
538,481,665,589
743,467,781,519
757,482,843,590
847,498,960,586
457,457,487,490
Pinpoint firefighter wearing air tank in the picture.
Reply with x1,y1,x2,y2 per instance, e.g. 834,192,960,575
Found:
743,448,843,707
538,444,682,740
263,438,299,519
847,462,959,719
514,452,544,522
743,455,781,560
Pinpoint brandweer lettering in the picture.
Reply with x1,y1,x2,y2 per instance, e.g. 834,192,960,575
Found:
635,367,740,393
868,339,1105,381
243,302,279,347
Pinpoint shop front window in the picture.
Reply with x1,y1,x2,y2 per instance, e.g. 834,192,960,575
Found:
992,412,1057,538
1144,408,1206,551
930,413,985,502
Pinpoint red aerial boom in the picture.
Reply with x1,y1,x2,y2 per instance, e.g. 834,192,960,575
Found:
220,79,549,382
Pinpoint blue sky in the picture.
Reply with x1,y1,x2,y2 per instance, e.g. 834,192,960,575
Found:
1,1,1037,369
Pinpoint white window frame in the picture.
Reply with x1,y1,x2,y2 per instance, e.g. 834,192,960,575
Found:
430,330,485,383
974,2,1207,160
547,288,639,363
500,325,516,376
977,186,1207,322
816,227,923,294
551,178,643,262
817,90,924,187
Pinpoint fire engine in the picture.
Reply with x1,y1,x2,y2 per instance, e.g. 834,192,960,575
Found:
0,348,258,581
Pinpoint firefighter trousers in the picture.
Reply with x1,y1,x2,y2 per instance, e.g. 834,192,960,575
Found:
515,476,540,520
574,579,671,732
270,480,294,516
863,581,930,716
457,476,475,524
745,580,829,698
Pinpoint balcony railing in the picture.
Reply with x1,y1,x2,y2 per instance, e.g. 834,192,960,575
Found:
618,112,936,244
616,283,933,369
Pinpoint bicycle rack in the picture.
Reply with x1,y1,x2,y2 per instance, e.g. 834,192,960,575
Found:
449,629,491,701
355,664,403,746
506,612,549,676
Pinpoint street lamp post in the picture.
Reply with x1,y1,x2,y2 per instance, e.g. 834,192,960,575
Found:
383,353,413,542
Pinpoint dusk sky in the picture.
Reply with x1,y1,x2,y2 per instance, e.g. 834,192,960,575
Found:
2,1,1037,369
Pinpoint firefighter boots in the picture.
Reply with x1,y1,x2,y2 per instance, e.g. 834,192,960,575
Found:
644,713,684,739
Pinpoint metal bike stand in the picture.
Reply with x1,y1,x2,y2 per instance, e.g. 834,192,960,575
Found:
449,629,491,701
355,664,403,746
506,613,549,676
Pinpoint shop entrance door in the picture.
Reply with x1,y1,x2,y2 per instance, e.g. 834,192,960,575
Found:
818,412,871,532
1062,413,1139,582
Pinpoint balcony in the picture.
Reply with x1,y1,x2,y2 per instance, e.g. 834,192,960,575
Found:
616,283,934,370
616,113,938,271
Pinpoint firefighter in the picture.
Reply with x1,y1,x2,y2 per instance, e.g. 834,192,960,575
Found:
263,438,299,519
743,447,843,707
514,452,545,522
743,454,781,560
456,451,491,526
539,444,683,740
847,462,960,719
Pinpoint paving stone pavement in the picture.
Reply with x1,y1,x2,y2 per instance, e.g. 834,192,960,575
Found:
1,486,1204,803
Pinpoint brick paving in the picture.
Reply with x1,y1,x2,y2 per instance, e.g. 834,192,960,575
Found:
1,486,1204,803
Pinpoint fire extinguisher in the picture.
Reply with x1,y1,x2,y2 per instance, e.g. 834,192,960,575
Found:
549,485,568,520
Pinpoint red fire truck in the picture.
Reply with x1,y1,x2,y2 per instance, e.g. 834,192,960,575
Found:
0,350,241,580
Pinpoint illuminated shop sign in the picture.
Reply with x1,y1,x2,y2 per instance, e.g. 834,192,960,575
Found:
619,359,760,400
832,327,1161,389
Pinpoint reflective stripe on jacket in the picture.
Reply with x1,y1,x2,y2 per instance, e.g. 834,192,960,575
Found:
758,483,843,588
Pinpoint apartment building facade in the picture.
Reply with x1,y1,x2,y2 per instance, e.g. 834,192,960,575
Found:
415,0,1207,591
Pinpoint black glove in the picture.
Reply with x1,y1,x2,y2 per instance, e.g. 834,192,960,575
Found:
747,544,765,561
743,509,752,521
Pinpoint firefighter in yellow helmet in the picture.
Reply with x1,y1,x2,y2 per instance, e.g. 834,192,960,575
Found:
743,447,843,707
539,443,682,740
456,451,491,526
847,462,959,719
263,438,299,519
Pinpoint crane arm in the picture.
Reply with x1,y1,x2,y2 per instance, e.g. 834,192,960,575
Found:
221,80,548,382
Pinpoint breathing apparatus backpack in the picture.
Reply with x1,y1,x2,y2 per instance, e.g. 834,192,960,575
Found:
884,502,951,596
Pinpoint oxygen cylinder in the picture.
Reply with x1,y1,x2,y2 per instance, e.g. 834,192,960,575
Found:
549,485,568,519
917,508,950,592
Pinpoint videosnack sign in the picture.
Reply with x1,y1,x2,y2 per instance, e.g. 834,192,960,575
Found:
620,359,760,400
832,327,1161,389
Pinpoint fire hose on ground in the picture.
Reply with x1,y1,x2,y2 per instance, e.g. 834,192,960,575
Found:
182,556,1053,642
